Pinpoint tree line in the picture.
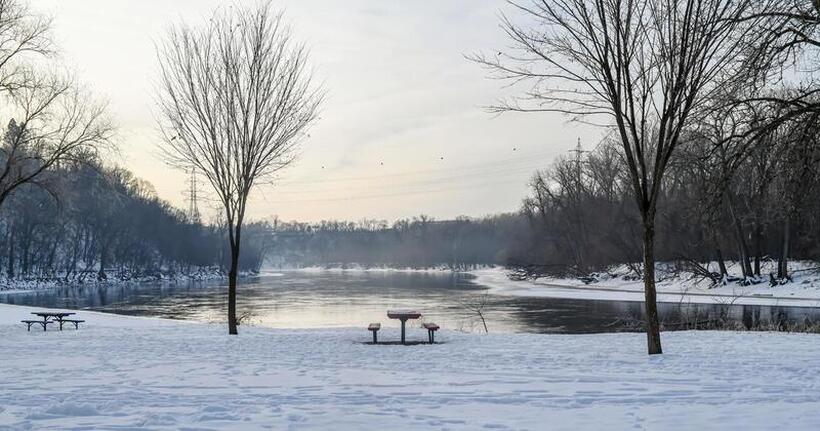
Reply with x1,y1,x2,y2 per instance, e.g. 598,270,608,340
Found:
0,155,272,283
523,114,820,284
265,214,533,269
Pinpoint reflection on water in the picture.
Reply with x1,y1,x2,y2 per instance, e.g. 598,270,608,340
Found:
2,271,820,334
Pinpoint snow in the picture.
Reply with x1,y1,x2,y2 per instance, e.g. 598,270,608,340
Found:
473,263,820,308
2,303,820,430
0,269,240,294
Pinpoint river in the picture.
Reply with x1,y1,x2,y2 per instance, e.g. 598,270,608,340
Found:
2,271,819,334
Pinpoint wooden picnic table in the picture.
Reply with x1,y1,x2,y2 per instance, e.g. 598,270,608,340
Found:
387,309,422,344
31,312,75,331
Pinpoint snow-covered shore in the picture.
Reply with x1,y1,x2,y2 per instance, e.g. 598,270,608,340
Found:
2,303,820,430
0,268,237,294
473,264,820,308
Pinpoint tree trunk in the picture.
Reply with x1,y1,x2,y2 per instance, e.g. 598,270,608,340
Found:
98,243,108,281
726,194,753,278
227,223,242,335
716,247,728,277
753,223,762,276
21,236,30,276
642,220,663,355
7,225,14,279
227,244,238,335
778,218,790,279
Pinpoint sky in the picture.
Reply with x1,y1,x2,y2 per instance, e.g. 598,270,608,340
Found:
30,0,601,223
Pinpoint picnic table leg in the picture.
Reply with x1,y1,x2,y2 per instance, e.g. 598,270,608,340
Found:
400,318,406,345
41,317,48,332
372,330,377,344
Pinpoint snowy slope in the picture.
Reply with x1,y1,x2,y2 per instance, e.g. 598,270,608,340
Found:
1,303,820,430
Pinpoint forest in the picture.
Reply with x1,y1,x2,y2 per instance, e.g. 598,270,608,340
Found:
265,214,530,270
0,155,272,283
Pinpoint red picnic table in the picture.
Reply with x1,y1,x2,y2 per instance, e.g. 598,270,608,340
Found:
387,309,422,345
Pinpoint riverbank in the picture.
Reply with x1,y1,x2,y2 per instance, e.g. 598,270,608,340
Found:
0,268,249,294
473,262,820,308
2,303,819,430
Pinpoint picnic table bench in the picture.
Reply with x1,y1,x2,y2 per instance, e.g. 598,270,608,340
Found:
422,322,440,343
21,319,53,332
21,312,83,332
59,319,85,330
368,323,381,343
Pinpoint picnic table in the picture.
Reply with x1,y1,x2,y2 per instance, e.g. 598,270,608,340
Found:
387,309,422,344
24,312,77,331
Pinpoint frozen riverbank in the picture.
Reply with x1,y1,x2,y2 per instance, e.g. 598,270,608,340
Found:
2,303,820,430
0,268,246,294
472,264,820,308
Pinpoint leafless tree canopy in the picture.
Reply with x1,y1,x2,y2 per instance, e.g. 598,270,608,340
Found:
0,0,52,92
157,5,321,234
474,0,772,204
156,3,322,334
473,0,776,354
0,73,112,205
0,0,112,208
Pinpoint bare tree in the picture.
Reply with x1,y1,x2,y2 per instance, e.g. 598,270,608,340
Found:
0,73,113,208
0,0,52,93
474,0,772,354
156,3,322,335
0,0,112,210
459,292,490,333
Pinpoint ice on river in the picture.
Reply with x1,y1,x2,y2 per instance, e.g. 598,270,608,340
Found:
1,303,819,430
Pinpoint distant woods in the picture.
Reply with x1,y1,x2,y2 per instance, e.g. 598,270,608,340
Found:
523,128,820,282
265,215,532,270
0,158,273,282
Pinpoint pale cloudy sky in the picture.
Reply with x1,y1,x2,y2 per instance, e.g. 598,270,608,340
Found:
30,0,601,222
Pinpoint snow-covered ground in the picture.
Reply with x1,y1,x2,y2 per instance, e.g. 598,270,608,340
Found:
2,303,820,430
473,262,820,308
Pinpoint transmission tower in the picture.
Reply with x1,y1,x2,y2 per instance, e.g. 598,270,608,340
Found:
568,137,588,189
186,167,201,223
568,137,587,161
